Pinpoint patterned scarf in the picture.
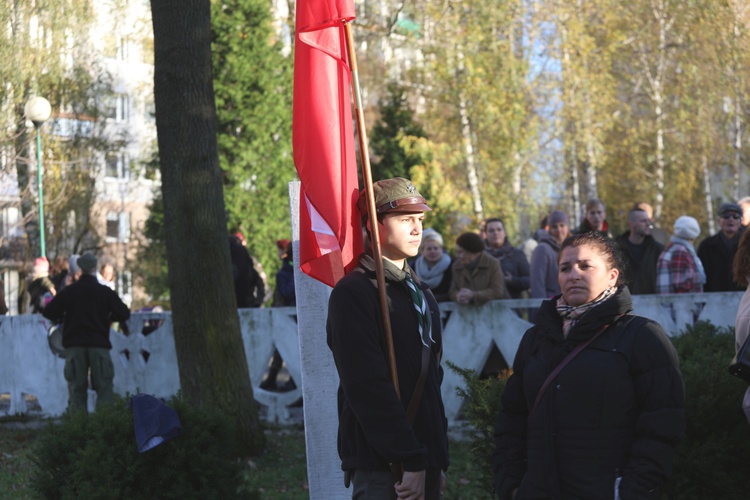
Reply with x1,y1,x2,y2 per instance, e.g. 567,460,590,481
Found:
405,271,435,347
556,287,616,337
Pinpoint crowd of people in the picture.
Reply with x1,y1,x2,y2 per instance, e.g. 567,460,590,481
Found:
327,177,708,499
11,253,122,316
409,198,750,311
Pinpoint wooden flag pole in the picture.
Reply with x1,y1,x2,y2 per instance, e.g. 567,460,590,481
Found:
343,21,400,399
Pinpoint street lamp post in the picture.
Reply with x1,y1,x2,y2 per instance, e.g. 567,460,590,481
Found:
24,96,52,258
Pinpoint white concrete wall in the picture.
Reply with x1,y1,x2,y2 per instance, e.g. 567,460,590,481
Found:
0,308,302,417
1,291,741,421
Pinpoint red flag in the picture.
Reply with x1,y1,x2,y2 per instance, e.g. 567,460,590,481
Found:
293,0,362,287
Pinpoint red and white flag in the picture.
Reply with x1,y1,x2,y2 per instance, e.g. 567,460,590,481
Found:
293,0,362,287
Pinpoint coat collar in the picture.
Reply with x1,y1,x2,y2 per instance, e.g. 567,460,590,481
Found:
536,286,634,342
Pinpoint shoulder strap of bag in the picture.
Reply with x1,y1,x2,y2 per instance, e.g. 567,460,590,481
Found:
529,322,611,419
406,344,431,424
729,332,750,383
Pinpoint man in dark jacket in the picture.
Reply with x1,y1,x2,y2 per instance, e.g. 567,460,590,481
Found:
617,208,664,294
327,177,449,499
42,253,130,412
698,202,746,292
229,235,265,307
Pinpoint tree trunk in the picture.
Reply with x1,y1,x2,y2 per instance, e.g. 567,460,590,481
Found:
732,16,743,201
702,153,715,235
456,49,484,222
150,0,263,456
576,0,599,202
650,0,674,225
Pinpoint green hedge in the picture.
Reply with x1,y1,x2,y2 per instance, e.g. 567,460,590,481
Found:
31,394,254,499
661,322,750,499
451,321,750,499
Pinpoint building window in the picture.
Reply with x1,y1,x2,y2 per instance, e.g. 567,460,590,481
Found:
118,37,130,61
102,93,130,122
117,270,132,297
104,35,130,61
51,117,94,139
106,211,130,242
104,152,129,180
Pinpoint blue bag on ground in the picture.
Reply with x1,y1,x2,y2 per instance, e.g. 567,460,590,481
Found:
128,393,182,453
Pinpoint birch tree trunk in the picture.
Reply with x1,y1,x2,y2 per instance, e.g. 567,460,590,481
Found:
731,13,744,200
637,0,677,224
703,154,715,235
456,48,484,221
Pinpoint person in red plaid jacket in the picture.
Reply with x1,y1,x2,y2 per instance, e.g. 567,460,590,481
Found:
656,216,706,294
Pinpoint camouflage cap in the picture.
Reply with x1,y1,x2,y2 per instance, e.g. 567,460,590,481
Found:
357,177,432,215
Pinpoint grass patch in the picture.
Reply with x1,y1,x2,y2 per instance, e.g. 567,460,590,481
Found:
239,427,309,499
0,425,40,499
1,421,487,499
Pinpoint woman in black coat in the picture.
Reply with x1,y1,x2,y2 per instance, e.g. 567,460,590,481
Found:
493,232,685,500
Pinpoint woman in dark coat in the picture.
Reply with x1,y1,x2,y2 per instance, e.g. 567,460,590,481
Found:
484,218,530,298
493,232,685,500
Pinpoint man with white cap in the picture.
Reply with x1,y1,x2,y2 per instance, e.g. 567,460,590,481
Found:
42,252,131,412
656,216,706,294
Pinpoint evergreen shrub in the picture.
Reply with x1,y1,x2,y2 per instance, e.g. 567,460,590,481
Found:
447,361,506,498
661,321,750,499
451,321,750,500
31,394,253,499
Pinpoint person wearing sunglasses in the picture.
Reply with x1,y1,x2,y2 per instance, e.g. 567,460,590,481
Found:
697,202,746,292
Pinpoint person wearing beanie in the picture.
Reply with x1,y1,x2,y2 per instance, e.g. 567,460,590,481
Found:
42,252,131,412
327,177,449,498
62,254,82,290
656,216,706,293
27,257,56,314
530,210,571,299
450,232,509,305
697,202,746,292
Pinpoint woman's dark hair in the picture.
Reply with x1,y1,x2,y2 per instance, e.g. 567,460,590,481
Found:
733,229,750,286
559,232,629,287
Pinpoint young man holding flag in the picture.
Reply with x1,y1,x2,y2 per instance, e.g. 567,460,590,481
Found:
327,178,449,499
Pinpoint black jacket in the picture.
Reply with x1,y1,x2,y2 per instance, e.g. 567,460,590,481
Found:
493,287,684,500
616,232,664,295
42,274,131,349
697,230,745,292
326,254,449,473
229,236,265,307
485,241,531,298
